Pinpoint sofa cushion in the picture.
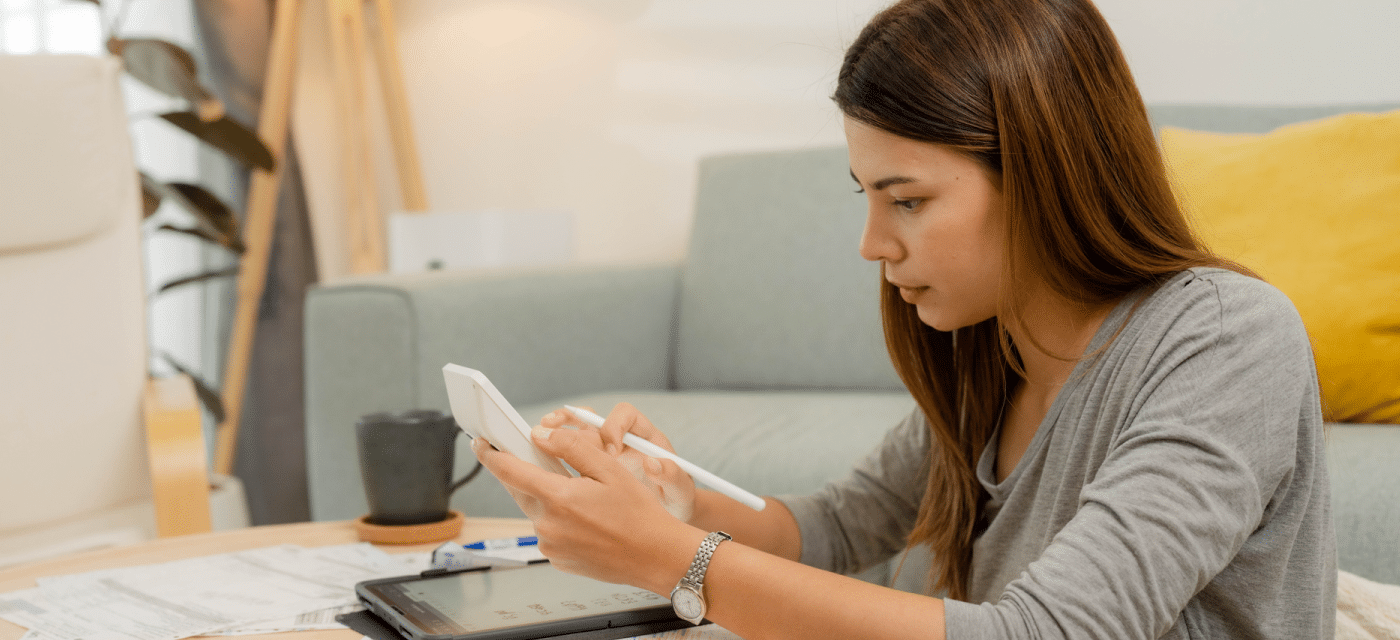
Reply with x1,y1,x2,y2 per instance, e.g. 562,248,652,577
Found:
1327,424,1400,585
1148,103,1400,138
0,56,126,253
675,148,903,392
449,390,915,520
1161,109,1400,423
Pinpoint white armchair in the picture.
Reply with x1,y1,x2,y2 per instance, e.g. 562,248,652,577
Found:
0,54,221,567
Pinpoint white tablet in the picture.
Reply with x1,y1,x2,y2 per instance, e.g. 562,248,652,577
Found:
443,364,570,477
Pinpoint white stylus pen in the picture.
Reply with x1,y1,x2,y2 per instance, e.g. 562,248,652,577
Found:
563,405,767,511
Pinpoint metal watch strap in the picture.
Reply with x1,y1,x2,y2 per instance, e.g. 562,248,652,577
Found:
682,531,731,588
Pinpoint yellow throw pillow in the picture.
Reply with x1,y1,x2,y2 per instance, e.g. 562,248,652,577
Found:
1161,110,1400,424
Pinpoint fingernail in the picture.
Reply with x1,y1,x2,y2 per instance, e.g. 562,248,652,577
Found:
645,457,662,474
470,437,483,452
532,425,551,441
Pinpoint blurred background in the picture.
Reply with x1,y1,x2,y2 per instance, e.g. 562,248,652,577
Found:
3,0,1396,525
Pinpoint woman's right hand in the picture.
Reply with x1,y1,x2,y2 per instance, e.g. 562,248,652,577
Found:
540,402,697,523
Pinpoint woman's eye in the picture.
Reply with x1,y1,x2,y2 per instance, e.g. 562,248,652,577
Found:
853,187,866,194
893,198,922,212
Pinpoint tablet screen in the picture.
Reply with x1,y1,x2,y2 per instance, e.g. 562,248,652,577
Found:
359,563,676,638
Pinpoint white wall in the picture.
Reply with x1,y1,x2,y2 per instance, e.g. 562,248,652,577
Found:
291,0,1400,279
1095,0,1400,105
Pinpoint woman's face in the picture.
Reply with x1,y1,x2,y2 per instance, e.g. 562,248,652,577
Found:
846,117,1006,332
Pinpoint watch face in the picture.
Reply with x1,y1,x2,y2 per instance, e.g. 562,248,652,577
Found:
671,586,704,622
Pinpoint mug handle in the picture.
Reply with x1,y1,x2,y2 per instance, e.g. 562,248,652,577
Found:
449,461,483,495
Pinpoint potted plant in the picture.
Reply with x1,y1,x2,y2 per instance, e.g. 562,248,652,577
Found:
89,0,277,528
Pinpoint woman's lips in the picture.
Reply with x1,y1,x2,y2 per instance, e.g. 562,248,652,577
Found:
898,286,928,302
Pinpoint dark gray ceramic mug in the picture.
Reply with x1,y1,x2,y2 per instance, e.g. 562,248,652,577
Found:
355,409,476,526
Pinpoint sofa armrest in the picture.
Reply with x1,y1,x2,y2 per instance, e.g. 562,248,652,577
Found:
304,263,681,521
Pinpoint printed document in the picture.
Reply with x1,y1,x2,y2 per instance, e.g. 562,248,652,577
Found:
0,544,410,640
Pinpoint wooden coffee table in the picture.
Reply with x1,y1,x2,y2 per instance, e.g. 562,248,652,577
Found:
0,517,535,639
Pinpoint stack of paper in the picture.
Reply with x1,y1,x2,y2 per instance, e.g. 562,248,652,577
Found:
0,544,427,640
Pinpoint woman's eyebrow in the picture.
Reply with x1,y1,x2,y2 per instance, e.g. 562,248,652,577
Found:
851,168,918,190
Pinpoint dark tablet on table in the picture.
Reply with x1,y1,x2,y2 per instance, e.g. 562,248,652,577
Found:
356,562,691,640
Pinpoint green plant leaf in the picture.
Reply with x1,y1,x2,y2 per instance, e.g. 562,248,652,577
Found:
109,38,223,120
157,224,221,244
163,183,245,252
159,352,225,423
156,224,246,255
159,111,276,171
142,176,245,252
139,172,163,218
165,183,235,234
157,266,239,294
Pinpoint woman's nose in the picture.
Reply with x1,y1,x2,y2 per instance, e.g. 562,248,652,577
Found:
859,211,900,263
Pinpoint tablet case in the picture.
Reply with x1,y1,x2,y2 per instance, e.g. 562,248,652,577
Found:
354,562,700,640
337,608,694,640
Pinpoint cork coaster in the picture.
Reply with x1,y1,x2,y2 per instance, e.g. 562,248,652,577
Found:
354,510,464,545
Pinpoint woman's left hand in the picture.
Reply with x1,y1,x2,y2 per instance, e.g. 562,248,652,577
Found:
472,425,704,592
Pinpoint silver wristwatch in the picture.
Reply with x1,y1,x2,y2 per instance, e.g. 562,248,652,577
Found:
670,531,731,625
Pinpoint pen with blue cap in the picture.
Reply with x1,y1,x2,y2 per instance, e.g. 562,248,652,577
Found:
464,536,538,551
430,537,541,572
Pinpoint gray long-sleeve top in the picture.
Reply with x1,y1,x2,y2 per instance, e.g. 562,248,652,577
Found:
778,268,1336,639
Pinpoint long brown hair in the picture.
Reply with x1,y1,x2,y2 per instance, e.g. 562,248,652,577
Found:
835,0,1244,599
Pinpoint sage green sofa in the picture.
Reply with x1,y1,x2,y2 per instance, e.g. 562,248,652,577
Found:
305,103,1400,589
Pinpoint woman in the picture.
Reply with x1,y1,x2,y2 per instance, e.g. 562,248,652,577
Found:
473,0,1336,637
